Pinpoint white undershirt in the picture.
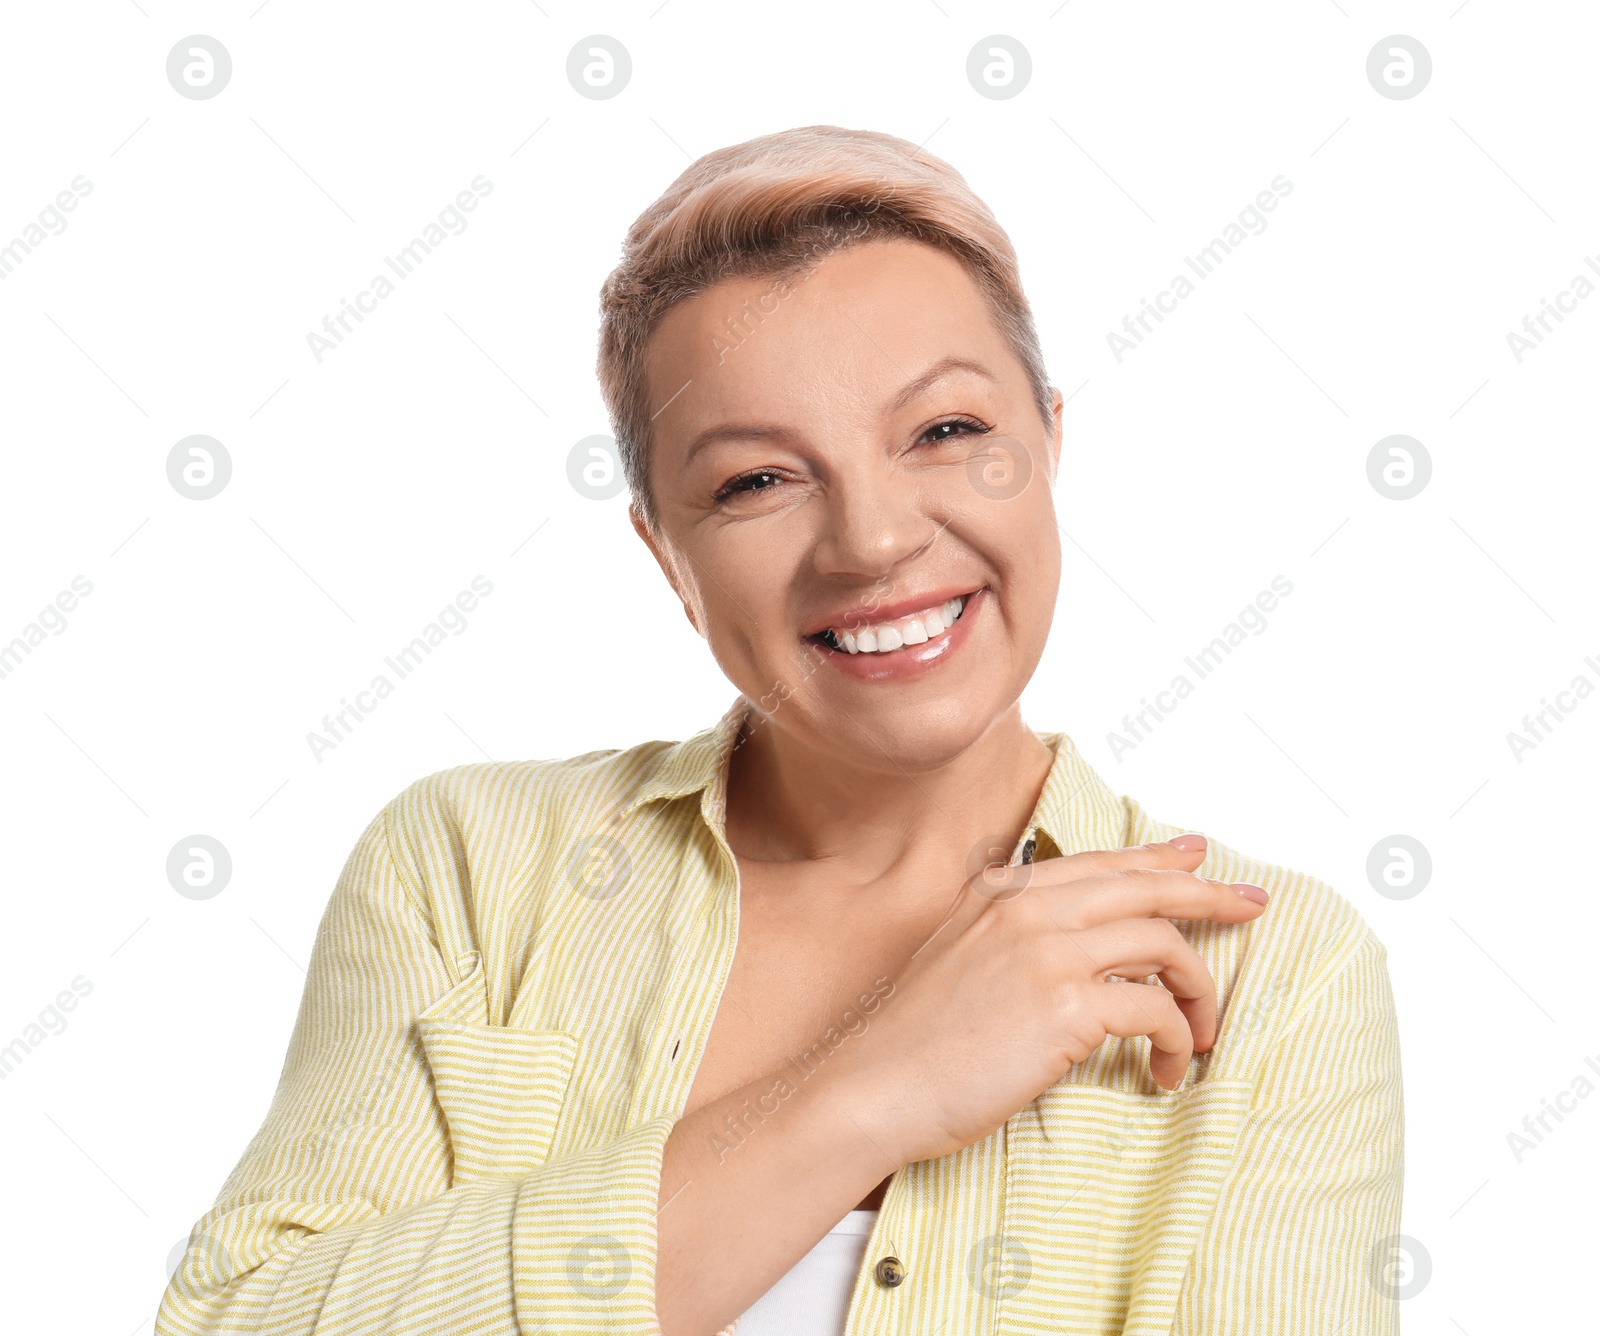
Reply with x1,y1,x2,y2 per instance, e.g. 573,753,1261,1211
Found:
734,1208,880,1334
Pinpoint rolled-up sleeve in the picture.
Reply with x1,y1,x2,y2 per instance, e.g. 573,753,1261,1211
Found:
1172,928,1406,1334
154,799,683,1336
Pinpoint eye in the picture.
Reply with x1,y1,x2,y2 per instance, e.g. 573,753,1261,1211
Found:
920,416,991,445
712,468,787,503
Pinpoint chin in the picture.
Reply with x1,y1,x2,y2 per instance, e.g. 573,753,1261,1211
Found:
808,689,1017,774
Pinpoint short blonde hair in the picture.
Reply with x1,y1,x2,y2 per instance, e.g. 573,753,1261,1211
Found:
595,124,1053,530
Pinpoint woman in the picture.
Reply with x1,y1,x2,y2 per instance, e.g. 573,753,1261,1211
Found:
157,126,1403,1336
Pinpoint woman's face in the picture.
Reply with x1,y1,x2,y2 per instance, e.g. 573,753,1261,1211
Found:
634,236,1063,773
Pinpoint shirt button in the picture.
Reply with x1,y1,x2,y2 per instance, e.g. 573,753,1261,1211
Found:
873,1255,906,1288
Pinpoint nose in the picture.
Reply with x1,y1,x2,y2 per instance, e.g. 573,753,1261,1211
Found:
810,451,938,580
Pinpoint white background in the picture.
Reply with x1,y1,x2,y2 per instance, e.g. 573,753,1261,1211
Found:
1,2,1593,1331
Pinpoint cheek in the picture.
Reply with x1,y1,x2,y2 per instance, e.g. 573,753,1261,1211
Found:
975,499,1060,616
695,548,803,653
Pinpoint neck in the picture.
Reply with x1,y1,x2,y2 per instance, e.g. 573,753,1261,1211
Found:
723,700,1056,887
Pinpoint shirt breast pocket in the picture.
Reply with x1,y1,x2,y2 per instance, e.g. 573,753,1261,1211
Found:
998,1075,1255,1335
416,1016,581,1186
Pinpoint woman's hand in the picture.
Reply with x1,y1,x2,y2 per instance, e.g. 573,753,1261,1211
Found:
819,835,1269,1168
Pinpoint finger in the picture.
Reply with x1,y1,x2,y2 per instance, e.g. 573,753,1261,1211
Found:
1093,973,1218,1053
973,836,1210,900
1086,979,1195,1090
1039,866,1269,930
1048,917,1216,1047
1025,834,1211,883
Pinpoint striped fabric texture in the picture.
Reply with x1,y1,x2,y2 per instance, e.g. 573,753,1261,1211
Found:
156,694,1404,1335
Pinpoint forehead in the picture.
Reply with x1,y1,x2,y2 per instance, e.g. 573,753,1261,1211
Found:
642,238,1009,436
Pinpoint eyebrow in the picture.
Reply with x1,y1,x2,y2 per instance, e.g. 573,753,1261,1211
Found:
884,355,998,415
680,355,999,468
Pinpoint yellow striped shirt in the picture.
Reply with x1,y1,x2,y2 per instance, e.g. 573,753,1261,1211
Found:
156,694,1404,1335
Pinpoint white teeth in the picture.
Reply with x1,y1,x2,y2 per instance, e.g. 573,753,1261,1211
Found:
829,592,971,655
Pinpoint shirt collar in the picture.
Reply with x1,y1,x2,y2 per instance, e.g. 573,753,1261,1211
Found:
625,694,1130,862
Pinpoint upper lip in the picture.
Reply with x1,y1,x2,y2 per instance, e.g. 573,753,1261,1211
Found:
801,585,983,638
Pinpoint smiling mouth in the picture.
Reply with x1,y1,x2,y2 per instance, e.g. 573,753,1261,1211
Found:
810,593,971,656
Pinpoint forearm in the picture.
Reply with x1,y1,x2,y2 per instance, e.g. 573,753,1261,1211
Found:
655,1056,898,1336
159,1115,684,1336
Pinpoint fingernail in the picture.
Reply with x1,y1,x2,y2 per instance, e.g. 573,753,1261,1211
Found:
1232,882,1269,905
1167,833,1207,851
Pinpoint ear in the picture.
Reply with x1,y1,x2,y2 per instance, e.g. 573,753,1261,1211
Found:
629,503,704,637
1044,386,1064,484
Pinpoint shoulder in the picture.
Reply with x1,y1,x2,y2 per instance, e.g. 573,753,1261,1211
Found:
344,736,699,971
1120,794,1390,1074
370,738,681,901
1125,794,1378,957
1126,793,1376,940
382,739,676,835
